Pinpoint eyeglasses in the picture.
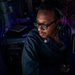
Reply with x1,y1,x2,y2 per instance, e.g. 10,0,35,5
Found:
34,19,59,30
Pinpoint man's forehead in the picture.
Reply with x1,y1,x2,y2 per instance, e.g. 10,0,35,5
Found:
37,9,55,15
37,10,55,23
37,10,55,18
37,14,49,19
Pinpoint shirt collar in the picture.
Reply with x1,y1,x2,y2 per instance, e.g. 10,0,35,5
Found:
44,37,51,43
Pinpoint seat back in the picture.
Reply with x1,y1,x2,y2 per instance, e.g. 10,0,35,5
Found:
72,34,75,53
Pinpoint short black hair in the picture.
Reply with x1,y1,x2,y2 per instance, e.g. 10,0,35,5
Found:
38,1,62,20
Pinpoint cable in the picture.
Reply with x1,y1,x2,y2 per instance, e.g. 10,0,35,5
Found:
0,8,9,14
0,0,8,2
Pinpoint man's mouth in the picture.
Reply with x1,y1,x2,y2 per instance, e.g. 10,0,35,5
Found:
39,32,45,36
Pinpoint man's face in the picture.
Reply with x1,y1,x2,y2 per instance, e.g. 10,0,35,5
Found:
36,9,58,38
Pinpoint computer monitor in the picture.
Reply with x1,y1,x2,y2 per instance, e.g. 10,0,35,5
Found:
72,34,75,53
0,18,3,39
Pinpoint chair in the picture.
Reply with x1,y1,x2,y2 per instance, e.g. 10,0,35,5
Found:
0,53,7,75
71,34,75,53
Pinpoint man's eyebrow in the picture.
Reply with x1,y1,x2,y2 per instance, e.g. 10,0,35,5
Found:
37,22,46,25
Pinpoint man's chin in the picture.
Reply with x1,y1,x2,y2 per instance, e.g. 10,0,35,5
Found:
40,34,47,38
39,32,47,38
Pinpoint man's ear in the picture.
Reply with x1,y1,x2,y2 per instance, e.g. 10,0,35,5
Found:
55,20,59,26
56,20,62,31
56,20,60,24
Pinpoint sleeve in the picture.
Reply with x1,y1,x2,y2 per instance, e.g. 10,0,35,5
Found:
22,37,40,75
58,41,66,51
58,26,75,65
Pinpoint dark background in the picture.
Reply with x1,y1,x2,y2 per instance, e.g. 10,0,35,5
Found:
0,0,75,75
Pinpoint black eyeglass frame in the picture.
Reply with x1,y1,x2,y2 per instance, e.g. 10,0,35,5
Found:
34,19,59,30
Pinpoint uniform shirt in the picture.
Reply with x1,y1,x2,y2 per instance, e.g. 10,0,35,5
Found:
22,26,71,75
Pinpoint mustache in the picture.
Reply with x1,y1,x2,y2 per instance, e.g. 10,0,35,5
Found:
39,31,45,34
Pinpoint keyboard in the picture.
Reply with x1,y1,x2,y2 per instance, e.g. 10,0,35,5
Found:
10,25,27,32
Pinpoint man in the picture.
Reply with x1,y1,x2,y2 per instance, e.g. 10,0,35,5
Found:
22,1,71,75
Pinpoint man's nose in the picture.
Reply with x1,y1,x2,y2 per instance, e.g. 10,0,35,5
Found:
38,26,44,31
